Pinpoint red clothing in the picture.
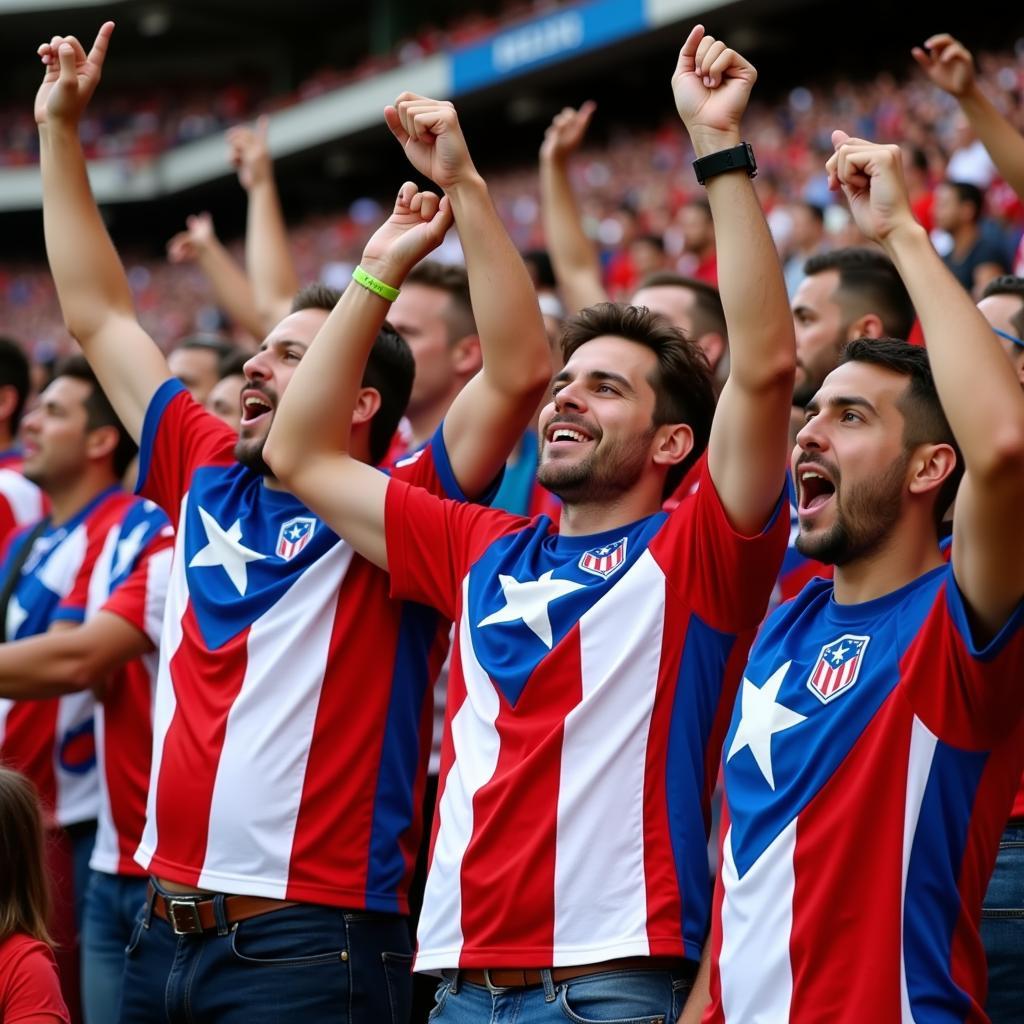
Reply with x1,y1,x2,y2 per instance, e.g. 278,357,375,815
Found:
0,934,69,1023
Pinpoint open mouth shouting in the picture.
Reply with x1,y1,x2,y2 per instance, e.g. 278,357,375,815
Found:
240,388,274,428
544,419,597,454
797,462,837,518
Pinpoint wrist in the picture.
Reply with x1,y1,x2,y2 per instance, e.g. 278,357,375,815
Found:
445,170,487,205
356,256,408,290
880,219,929,256
687,128,742,159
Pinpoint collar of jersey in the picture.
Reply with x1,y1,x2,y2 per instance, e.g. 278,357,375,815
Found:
824,563,945,625
544,511,665,554
43,482,122,537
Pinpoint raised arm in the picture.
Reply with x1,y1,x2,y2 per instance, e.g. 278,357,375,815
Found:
913,34,1024,201
386,95,552,497
538,102,609,313
35,22,170,441
828,132,1024,636
167,212,264,341
228,118,300,332
264,183,455,569
672,26,795,533
0,613,152,699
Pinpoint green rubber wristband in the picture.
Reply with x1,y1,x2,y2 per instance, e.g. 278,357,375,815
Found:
351,265,400,302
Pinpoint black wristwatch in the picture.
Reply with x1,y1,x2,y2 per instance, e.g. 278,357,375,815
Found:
692,142,757,186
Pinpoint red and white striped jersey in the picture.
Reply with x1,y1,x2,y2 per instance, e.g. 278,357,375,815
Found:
86,499,174,876
0,456,45,551
0,486,136,826
133,380,469,910
383,462,788,970
708,566,1024,1023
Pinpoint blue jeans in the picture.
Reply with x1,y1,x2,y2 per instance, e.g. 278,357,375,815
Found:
429,967,694,1024
118,889,412,1024
81,872,148,1024
982,822,1024,1024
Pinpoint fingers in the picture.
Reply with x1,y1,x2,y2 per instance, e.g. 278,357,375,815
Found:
57,42,78,84
384,105,410,146
676,23,705,75
87,21,115,66
577,99,597,129
393,94,458,143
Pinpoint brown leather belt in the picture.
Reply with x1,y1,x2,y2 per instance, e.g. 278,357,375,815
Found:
456,956,689,989
147,884,298,935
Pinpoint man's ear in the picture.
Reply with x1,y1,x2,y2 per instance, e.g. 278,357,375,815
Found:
651,421,695,471
85,423,120,464
450,334,481,378
352,386,382,428
846,313,885,341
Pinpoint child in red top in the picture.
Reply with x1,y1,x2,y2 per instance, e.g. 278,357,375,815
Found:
0,769,69,1024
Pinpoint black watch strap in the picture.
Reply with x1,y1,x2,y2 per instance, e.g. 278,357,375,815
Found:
692,142,757,186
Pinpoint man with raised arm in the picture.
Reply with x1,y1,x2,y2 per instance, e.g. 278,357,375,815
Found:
265,27,794,1021
36,22,550,1024
703,133,1024,1023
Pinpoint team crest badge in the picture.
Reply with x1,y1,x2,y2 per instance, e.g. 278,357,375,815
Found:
276,516,316,561
806,634,870,703
578,537,628,580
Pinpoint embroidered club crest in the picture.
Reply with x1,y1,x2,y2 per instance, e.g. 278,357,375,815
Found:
276,516,316,561
806,634,870,703
578,537,628,580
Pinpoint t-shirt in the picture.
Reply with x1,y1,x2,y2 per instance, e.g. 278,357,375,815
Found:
0,454,45,552
708,565,1024,1023
384,461,787,970
943,233,1008,292
86,499,174,876
133,380,473,911
0,486,136,827
0,934,69,1024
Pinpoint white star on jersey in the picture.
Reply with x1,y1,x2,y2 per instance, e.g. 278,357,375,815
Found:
7,594,28,638
727,661,807,791
189,506,266,596
478,570,585,648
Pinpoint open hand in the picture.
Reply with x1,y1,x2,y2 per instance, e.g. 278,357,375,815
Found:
540,101,597,163
826,131,916,244
35,21,114,126
360,182,454,284
227,117,273,191
672,24,756,153
911,34,976,98
167,213,216,263
384,94,478,191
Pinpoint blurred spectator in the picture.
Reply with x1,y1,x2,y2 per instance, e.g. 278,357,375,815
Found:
166,336,238,405
933,180,1009,296
783,202,829,297
205,350,249,432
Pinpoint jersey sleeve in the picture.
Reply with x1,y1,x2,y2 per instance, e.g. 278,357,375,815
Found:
135,378,238,516
391,422,503,504
903,565,1024,749
384,476,523,620
653,459,788,633
100,526,174,648
0,940,70,1024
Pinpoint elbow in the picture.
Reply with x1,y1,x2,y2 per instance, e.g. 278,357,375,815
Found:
973,426,1024,481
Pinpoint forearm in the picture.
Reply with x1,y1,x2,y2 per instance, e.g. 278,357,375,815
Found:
701,147,794,391
677,944,711,1024
195,240,265,339
39,122,136,340
264,276,392,477
959,84,1024,200
449,175,551,397
885,223,1024,473
539,156,608,312
0,631,100,699
246,179,300,328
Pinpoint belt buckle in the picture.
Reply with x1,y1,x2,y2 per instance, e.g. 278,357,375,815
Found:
166,897,203,935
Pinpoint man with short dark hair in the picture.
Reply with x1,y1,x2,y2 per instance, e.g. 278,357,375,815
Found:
933,179,1007,297
36,23,550,1022
792,247,916,408
0,337,45,546
388,260,480,453
166,336,238,405
979,274,1024,386
266,29,794,1020
703,131,1024,1024
0,354,164,1022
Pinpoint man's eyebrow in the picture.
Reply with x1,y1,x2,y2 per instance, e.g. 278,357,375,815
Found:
552,369,635,392
806,394,879,416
